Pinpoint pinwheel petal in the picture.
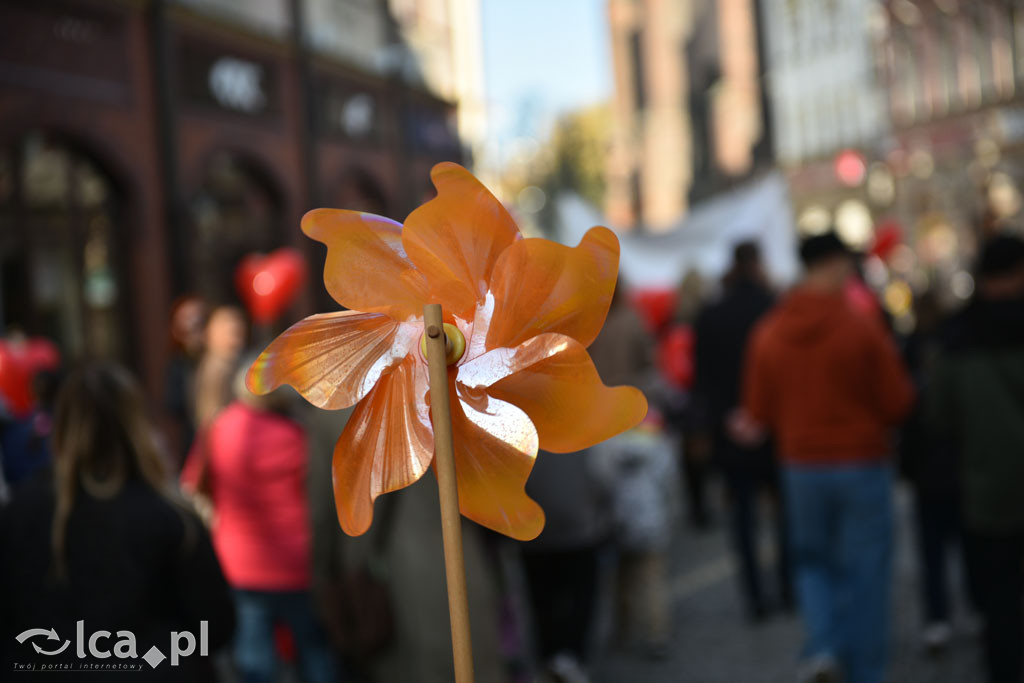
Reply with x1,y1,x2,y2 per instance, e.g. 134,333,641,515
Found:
333,355,433,535
460,333,648,453
402,163,521,321
485,227,619,350
449,386,544,540
247,311,418,410
302,209,430,321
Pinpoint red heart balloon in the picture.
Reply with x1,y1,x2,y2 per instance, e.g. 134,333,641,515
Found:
870,220,902,260
235,248,307,324
630,288,677,332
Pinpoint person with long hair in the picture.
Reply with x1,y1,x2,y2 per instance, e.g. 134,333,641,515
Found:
0,363,234,681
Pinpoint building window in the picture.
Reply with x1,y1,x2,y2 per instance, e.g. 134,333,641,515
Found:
189,152,283,303
1013,0,1024,84
629,29,646,111
989,1,1015,99
0,131,125,360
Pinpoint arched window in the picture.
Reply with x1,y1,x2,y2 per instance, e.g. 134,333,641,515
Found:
335,166,389,216
189,151,283,302
0,131,125,360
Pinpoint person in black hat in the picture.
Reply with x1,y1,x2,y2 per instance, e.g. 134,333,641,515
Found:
929,232,1024,683
694,241,791,622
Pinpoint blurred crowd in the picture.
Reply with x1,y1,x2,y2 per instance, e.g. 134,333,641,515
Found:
0,227,1022,683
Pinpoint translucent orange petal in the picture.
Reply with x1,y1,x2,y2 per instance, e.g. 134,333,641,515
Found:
402,163,521,321
485,227,619,350
247,311,417,410
333,355,433,535
302,209,430,321
449,384,544,540
459,333,648,453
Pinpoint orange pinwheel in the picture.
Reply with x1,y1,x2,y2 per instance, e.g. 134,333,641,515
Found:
247,162,647,541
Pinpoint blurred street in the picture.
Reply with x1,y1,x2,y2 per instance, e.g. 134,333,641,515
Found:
3,1,1024,682
593,486,982,683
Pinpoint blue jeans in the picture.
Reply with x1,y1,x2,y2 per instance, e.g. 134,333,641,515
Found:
783,462,894,683
233,589,339,683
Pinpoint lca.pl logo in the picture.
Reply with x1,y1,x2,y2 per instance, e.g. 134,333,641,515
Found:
13,621,210,672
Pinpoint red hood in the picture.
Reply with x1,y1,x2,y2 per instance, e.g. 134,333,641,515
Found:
773,289,850,345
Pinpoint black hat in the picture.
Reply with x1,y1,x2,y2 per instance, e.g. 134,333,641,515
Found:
976,233,1024,279
799,232,853,268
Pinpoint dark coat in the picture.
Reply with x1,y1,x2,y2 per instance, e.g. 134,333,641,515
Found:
0,472,234,681
929,295,1024,535
693,279,775,426
694,279,776,475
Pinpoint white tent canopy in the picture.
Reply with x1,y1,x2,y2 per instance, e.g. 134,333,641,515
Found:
556,171,800,291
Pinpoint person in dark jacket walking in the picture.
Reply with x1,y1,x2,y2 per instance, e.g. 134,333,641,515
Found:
694,241,791,621
0,363,234,682
929,233,1024,683
899,289,970,653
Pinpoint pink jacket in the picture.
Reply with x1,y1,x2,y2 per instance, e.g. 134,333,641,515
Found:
183,402,312,591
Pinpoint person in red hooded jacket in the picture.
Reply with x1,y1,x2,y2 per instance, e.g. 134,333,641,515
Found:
735,232,915,683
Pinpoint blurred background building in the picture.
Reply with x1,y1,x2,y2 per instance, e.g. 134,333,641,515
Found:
874,0,1024,308
761,0,889,248
0,0,479,397
605,0,773,232
4,0,1024,399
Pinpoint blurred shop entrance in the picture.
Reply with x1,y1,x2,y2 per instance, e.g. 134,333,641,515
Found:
188,151,284,304
0,131,127,361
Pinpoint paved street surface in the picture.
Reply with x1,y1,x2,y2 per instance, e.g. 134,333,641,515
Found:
592,486,982,683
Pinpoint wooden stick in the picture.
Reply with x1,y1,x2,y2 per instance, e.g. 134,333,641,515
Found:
423,303,475,683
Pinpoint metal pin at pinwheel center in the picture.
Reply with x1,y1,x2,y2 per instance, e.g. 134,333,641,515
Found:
420,322,466,365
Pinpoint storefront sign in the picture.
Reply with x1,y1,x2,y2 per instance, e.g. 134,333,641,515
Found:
179,39,279,118
0,3,130,103
319,83,381,142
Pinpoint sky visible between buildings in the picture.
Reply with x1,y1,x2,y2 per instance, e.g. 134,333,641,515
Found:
480,0,610,168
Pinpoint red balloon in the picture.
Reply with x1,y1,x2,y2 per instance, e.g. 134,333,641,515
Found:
235,248,307,324
658,324,695,390
630,289,677,332
870,221,902,260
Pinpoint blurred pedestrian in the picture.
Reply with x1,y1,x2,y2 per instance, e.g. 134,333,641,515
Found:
899,288,967,653
522,287,652,682
0,363,234,681
194,305,246,430
522,450,610,683
736,232,915,683
305,404,507,683
929,234,1024,683
694,241,791,622
182,363,338,683
164,295,208,467
673,270,714,529
592,412,679,656
0,368,61,492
